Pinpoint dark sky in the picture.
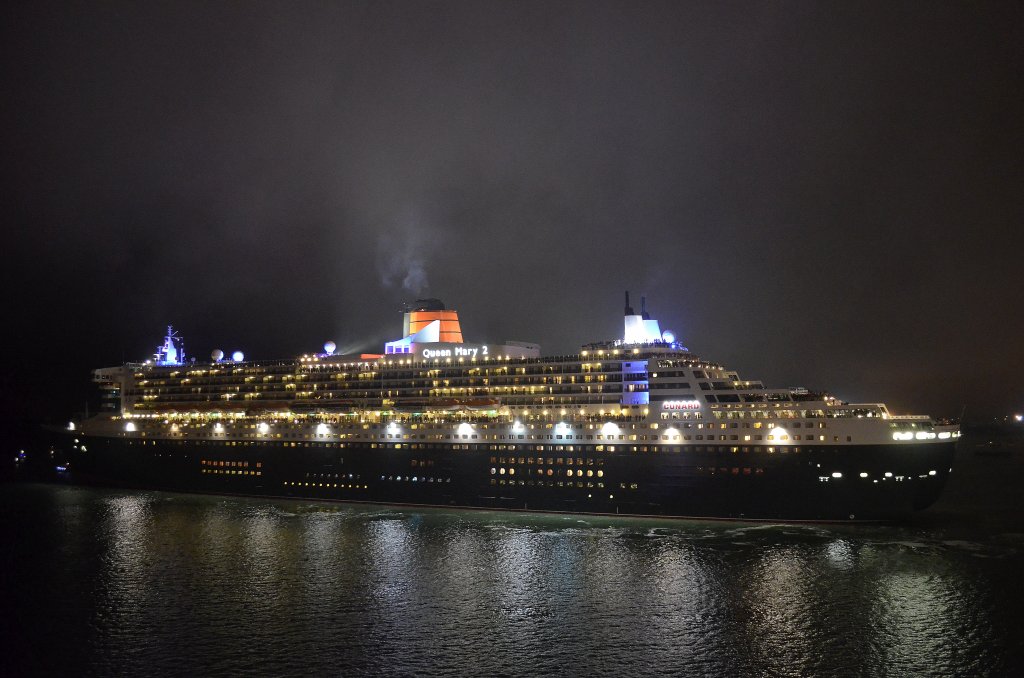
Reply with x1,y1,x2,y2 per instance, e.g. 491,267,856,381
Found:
2,1,1022,435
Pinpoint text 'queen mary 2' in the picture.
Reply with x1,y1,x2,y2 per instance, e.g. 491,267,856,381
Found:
62,295,958,521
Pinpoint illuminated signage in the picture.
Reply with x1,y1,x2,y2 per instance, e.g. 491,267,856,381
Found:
421,345,490,359
662,399,701,410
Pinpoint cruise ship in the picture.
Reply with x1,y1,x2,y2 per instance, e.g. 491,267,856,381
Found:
57,295,958,521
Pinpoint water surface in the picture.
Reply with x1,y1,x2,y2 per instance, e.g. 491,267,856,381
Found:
3,451,1023,676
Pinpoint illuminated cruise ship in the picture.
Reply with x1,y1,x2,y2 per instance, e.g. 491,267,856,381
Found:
60,295,958,521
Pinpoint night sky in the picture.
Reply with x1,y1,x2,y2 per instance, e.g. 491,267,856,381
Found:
3,1,1022,441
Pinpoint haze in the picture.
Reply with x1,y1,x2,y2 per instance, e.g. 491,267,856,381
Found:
3,1,1022,438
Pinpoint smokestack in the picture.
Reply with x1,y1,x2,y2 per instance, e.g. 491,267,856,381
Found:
641,296,650,320
624,291,634,316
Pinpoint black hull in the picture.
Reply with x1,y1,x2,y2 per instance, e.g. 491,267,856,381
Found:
51,433,955,522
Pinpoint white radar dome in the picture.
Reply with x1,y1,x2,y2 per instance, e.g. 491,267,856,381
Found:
211,349,224,362
232,350,244,362
662,330,676,343
323,341,337,355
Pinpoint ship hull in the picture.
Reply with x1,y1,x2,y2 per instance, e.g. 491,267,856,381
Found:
51,432,955,522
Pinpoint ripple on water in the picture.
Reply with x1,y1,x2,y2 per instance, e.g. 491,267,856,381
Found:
0,485,1019,677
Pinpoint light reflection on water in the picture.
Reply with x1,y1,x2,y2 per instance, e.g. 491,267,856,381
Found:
1,485,1020,676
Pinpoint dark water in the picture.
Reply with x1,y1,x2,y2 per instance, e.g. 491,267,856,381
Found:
3,448,1024,676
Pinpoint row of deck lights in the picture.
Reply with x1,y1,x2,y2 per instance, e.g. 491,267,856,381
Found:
892,431,956,440
122,419,778,441
125,418,632,437
120,417,956,446
296,344,700,368
821,470,938,482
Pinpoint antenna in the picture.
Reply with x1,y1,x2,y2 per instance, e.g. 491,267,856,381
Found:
155,325,185,365
624,291,634,316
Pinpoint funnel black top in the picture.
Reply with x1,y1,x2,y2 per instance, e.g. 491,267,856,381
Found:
411,298,446,311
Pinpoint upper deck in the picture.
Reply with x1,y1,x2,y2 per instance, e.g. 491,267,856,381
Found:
84,295,956,447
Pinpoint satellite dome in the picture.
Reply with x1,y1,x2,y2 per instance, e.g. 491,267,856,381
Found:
232,350,244,362
323,341,337,355
662,330,676,343
211,349,224,362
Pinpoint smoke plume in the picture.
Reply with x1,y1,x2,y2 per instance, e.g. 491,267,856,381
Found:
376,215,436,297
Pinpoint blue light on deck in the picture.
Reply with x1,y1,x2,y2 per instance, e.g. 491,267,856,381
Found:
155,325,185,365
